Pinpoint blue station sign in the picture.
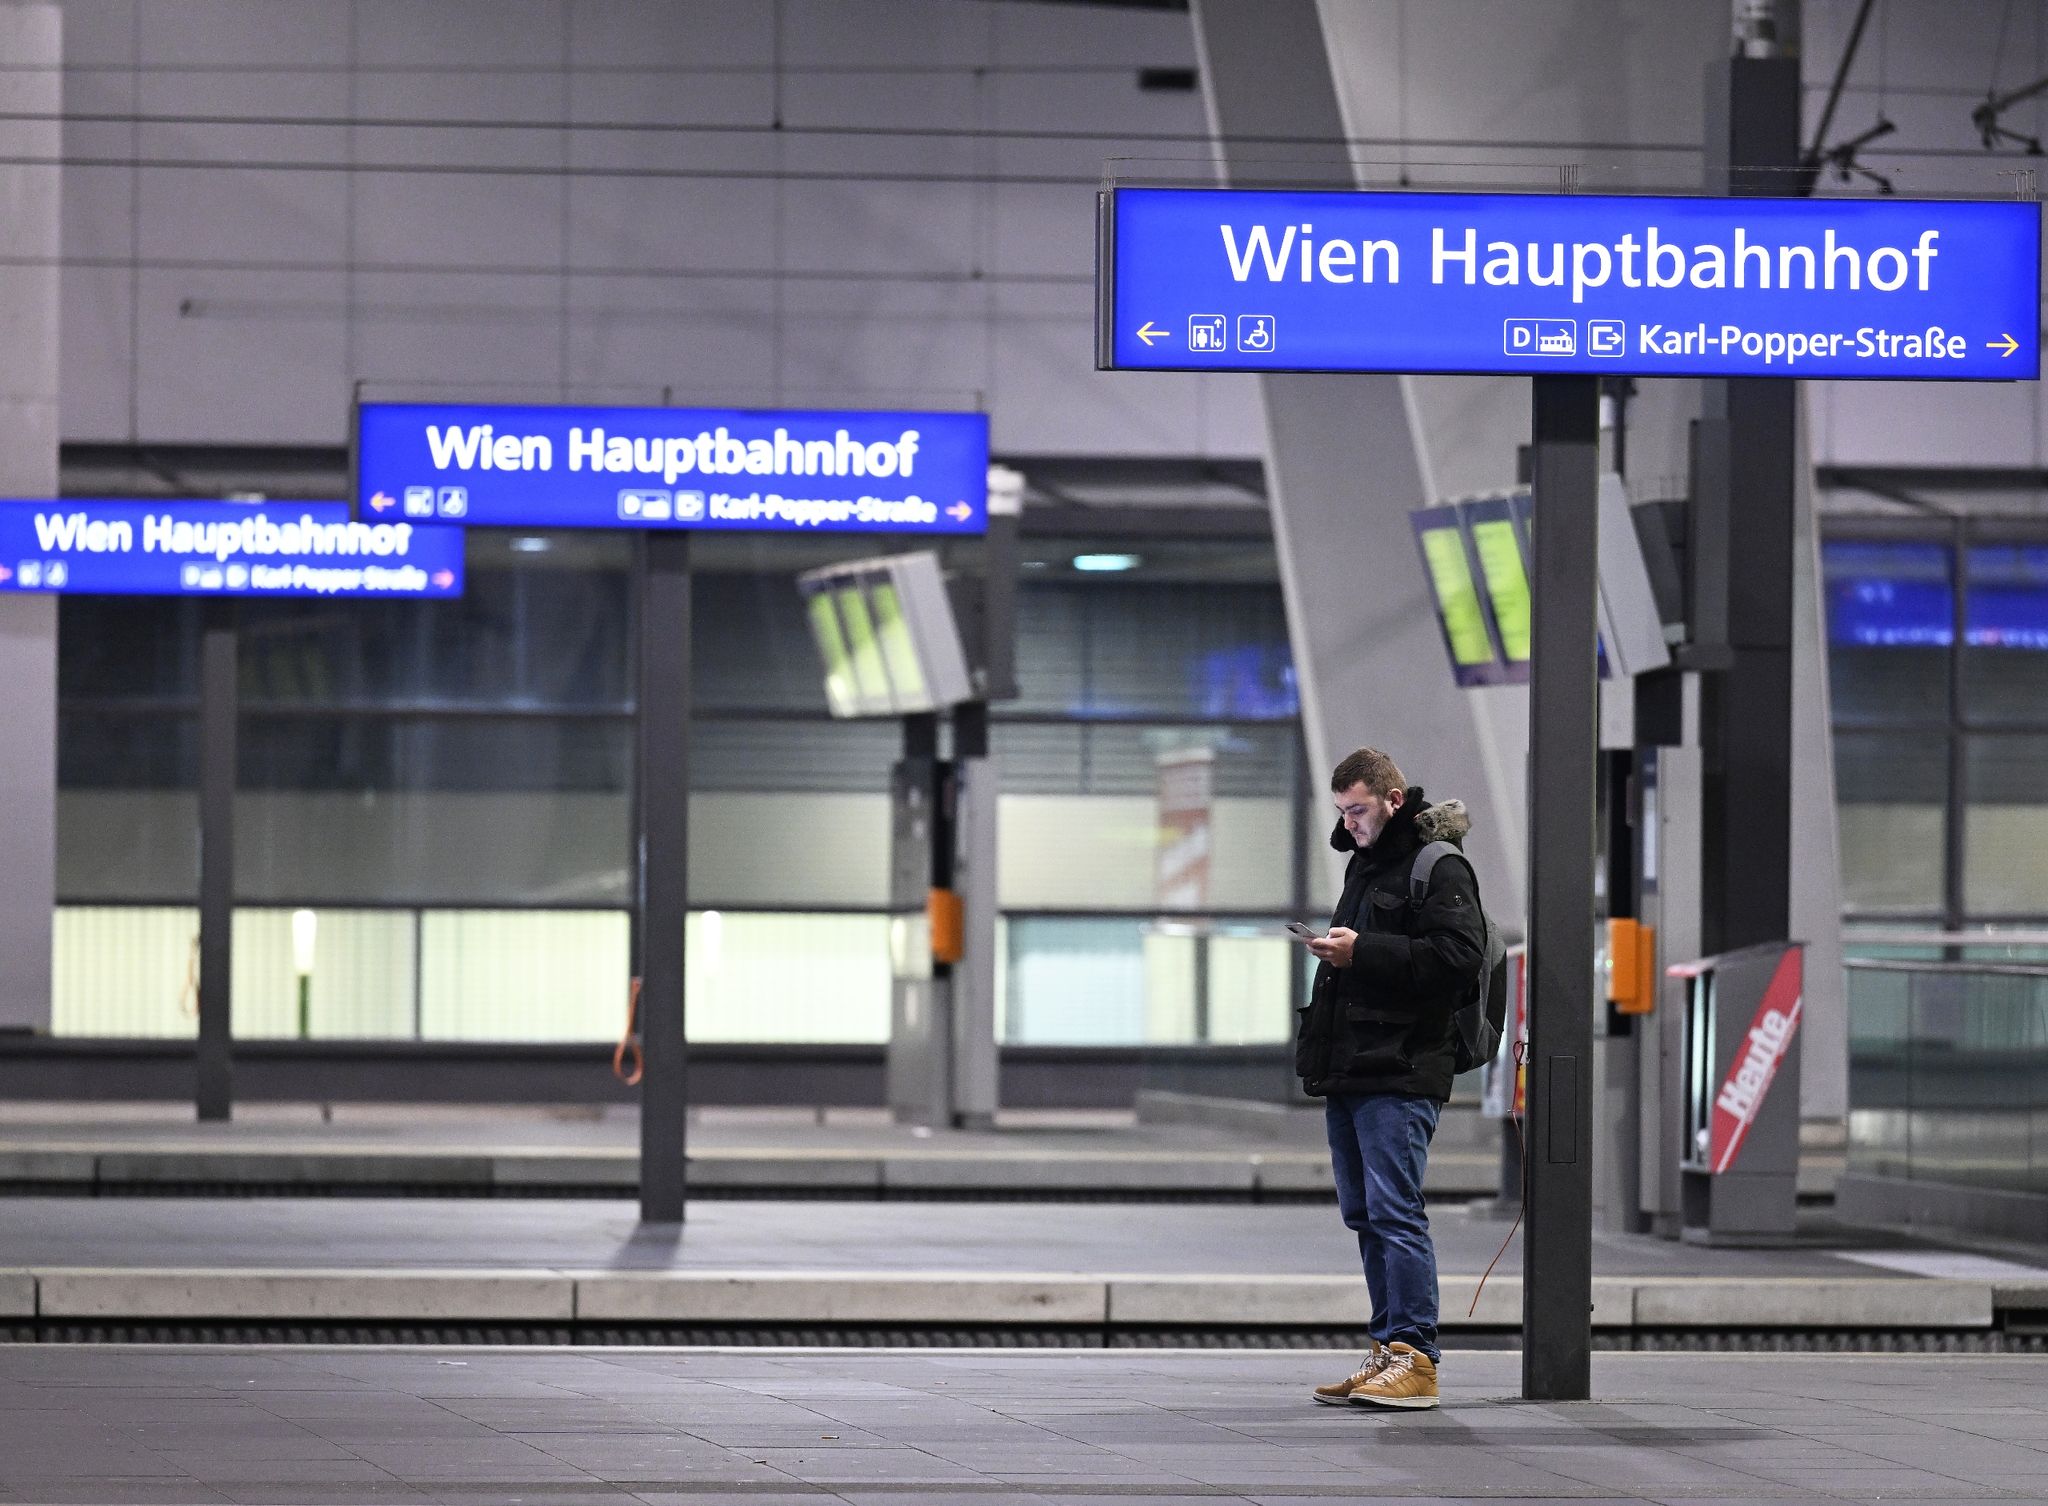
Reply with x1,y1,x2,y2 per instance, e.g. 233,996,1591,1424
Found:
1098,187,2041,380
356,402,992,534
0,500,465,599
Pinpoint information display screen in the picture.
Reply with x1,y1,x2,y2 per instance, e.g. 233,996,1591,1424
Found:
835,586,894,711
357,401,990,535
804,589,862,716
1463,496,1534,677
868,579,929,706
0,499,464,599
798,551,976,717
1410,505,1507,687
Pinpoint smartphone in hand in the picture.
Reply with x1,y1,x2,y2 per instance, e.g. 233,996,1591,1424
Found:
1283,921,1321,942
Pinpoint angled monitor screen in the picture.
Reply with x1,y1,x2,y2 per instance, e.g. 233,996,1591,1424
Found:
1462,495,1533,683
835,585,895,712
803,587,862,717
1410,505,1507,687
867,577,931,710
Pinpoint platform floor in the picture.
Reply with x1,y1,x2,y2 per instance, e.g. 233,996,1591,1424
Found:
0,1344,2044,1505
0,1100,1850,1200
0,1195,1945,1278
0,1101,1482,1196
3,1194,2044,1336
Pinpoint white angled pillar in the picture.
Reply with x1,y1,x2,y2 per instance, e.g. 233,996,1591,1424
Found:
0,1,62,1033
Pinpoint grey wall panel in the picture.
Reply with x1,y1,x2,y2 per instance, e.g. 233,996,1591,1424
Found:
566,0,774,68
58,263,130,439
351,173,568,272
135,267,346,442
137,0,347,65
57,90,131,259
352,0,565,67
138,157,348,267
50,0,128,63
567,277,774,406
564,176,780,274
351,271,570,398
990,281,1211,455
54,0,1254,458
780,0,991,69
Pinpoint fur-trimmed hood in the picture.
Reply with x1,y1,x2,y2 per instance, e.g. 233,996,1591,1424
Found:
1328,787,1472,853
1413,798,1471,845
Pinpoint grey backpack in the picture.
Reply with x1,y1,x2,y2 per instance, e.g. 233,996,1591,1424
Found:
1408,842,1509,1075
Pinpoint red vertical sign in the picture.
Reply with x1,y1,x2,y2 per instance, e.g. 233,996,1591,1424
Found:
1709,947,1803,1174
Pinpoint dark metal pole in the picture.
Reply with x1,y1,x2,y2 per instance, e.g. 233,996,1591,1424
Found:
195,600,236,1122
1700,52,1801,958
1521,374,1600,1401
637,531,691,1222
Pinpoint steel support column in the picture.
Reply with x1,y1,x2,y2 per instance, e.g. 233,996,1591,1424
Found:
1700,54,1801,957
1521,375,1601,1401
637,531,692,1222
196,601,237,1122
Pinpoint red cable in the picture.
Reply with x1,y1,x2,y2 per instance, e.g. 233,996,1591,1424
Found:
1468,1039,1529,1318
612,976,644,1086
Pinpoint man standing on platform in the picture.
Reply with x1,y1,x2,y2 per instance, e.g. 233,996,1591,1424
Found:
1295,747,1485,1410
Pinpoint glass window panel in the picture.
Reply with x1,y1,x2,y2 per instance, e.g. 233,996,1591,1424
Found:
51,905,199,1037
57,712,198,903
1005,916,1148,1043
686,911,889,1043
1013,575,1296,720
59,709,196,789
1821,539,1951,726
59,596,197,697
1963,544,2048,722
1833,729,1946,915
690,720,896,907
1205,931,1294,1044
996,723,1296,911
419,909,628,1042
691,716,898,793
239,715,630,793
228,908,417,1040
695,572,841,713
239,537,634,710
58,789,198,902
1965,734,2048,916
237,719,631,905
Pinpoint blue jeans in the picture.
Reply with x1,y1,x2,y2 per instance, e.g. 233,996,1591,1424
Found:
1324,1092,1442,1361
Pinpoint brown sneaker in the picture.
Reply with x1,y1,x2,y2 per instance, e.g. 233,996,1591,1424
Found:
1311,1341,1388,1405
1348,1342,1439,1409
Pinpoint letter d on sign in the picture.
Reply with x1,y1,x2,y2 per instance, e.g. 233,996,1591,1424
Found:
1511,324,1532,350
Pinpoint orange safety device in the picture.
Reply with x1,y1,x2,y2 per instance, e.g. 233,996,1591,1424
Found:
928,887,965,965
1607,918,1657,1015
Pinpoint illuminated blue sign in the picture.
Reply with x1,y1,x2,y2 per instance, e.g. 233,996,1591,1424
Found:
1098,187,2041,379
356,402,991,534
0,500,464,599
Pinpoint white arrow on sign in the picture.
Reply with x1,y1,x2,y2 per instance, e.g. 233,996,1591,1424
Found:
1135,321,1167,346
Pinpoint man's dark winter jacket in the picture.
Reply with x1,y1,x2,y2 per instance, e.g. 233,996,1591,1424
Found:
1295,788,1486,1103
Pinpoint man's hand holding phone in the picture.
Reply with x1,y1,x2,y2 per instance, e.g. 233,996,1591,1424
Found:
1306,925,1357,968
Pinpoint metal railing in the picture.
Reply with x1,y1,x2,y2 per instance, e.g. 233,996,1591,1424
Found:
1846,951,2048,1198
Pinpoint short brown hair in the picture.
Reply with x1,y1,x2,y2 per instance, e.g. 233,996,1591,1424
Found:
1330,747,1404,797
